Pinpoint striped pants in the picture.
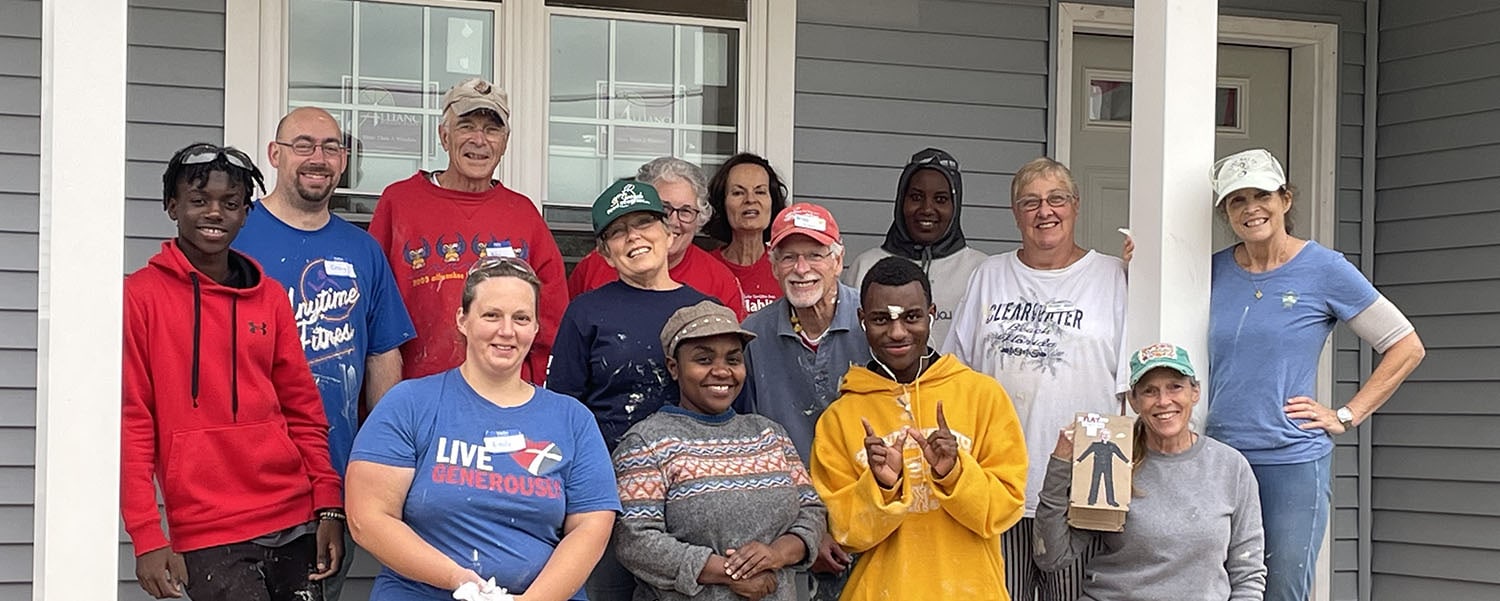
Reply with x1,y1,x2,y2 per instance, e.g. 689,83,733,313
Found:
1001,517,1093,601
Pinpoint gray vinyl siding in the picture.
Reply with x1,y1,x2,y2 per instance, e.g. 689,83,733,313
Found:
793,0,1372,599
1371,2,1500,599
0,0,41,597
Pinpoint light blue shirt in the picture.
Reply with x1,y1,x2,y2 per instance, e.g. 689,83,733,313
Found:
1207,241,1378,465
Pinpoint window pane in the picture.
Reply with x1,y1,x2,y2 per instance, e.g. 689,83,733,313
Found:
547,14,740,206
1216,87,1240,128
286,0,498,216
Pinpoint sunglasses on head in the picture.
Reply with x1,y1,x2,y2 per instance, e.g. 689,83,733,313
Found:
912,150,958,171
180,144,256,171
468,255,538,278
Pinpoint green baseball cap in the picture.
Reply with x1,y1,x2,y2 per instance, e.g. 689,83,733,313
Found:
1128,342,1198,386
591,180,666,236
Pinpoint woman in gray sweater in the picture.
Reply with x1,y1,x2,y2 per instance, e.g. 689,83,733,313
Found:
1035,343,1266,601
613,301,827,601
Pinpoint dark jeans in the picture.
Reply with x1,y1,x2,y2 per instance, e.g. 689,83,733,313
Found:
183,533,324,601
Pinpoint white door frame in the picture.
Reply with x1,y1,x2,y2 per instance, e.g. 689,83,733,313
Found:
1054,5,1340,601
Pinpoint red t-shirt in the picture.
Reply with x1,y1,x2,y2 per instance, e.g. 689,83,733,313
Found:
368,173,567,384
568,244,747,319
713,248,782,315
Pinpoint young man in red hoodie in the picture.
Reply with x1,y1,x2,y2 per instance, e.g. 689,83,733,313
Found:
122,143,345,601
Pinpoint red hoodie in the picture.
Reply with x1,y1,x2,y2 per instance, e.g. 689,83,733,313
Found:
121,240,342,555
368,172,567,384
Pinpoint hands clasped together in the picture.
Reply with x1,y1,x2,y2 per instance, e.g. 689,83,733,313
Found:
861,401,960,489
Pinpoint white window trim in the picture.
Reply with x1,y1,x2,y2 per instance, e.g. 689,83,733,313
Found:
224,0,796,210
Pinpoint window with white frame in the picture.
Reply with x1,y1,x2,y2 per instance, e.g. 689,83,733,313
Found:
252,0,770,220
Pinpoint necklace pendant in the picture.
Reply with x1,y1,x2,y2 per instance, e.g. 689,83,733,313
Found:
1255,289,1263,299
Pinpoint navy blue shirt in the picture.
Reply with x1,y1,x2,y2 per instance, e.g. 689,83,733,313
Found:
546,281,712,451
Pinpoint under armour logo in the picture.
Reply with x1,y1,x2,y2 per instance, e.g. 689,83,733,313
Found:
247,321,268,335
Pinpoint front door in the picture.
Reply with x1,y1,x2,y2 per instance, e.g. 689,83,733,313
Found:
1068,33,1295,255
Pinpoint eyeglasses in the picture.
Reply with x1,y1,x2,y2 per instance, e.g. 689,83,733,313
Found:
773,249,834,268
468,255,537,278
912,149,959,171
601,214,664,242
181,144,255,170
275,140,348,157
1014,193,1077,212
663,204,702,223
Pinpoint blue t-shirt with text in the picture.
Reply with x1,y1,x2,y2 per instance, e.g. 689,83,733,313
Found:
1207,241,1378,465
351,370,620,600
235,206,416,475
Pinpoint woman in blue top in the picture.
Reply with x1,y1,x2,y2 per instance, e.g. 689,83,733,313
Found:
1206,149,1425,601
345,256,619,600
547,180,712,601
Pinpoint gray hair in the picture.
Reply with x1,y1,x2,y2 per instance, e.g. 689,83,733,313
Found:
637,156,711,228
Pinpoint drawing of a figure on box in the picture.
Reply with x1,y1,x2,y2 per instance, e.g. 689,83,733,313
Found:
1076,429,1128,507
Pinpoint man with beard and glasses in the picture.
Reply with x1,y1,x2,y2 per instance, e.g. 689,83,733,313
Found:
738,203,868,601
370,78,567,385
811,256,1026,601
234,106,416,601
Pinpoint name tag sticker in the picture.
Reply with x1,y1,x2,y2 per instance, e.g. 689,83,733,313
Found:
792,213,827,232
485,246,517,258
324,259,356,278
484,429,526,453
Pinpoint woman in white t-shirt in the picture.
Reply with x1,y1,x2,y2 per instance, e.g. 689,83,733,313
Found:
940,157,1128,601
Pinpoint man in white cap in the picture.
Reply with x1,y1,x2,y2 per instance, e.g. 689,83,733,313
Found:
370,77,567,386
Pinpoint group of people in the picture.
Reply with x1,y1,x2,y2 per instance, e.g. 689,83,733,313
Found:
121,76,1427,601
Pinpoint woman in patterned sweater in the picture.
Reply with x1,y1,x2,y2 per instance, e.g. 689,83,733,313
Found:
613,301,827,601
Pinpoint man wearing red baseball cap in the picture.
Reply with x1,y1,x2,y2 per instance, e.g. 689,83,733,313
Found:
739,203,870,601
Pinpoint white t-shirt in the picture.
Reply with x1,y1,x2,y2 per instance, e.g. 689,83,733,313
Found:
941,250,1129,516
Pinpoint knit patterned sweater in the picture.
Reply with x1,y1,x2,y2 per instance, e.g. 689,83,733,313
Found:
613,407,827,601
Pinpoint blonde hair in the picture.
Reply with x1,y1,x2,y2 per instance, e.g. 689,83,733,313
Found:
1010,157,1079,202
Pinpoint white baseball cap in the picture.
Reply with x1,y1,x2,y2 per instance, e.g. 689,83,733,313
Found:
1211,149,1286,206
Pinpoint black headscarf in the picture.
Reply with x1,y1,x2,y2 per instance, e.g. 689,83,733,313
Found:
881,148,968,268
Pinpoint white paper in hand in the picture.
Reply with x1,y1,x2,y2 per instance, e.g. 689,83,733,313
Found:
453,578,515,601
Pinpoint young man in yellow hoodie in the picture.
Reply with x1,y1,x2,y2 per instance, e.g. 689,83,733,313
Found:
810,256,1028,600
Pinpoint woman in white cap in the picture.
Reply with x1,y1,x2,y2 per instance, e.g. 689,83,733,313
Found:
1035,342,1266,601
612,300,826,601
1204,149,1425,601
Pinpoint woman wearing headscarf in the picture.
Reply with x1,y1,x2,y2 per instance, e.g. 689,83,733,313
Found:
843,148,987,348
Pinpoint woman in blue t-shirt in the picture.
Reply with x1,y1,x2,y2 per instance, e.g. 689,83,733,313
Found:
546,180,712,601
1205,149,1425,601
345,256,620,600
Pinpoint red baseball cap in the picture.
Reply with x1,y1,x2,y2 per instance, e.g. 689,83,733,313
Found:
769,203,841,249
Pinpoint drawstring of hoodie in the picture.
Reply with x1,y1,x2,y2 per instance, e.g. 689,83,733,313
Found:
190,273,201,407
230,297,240,422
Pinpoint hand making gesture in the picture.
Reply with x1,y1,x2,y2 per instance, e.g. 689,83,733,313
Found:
862,417,907,489
908,401,959,478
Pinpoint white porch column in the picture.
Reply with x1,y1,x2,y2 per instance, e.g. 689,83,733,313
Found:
34,0,127,599
1126,0,1218,429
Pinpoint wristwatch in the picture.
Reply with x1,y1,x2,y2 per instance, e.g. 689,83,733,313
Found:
1336,406,1356,428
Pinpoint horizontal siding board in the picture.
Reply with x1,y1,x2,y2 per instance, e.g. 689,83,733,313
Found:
795,58,1046,108
0,467,31,504
794,129,1044,174
1380,382,1500,414
797,23,1046,74
1334,507,1358,539
1402,313,1500,348
0,115,37,155
0,38,40,78
0,193,39,234
1372,478,1500,516
0,233,37,271
1372,510,1500,550
1379,110,1500,158
0,507,28,544
795,93,1047,141
0,0,41,38
798,0,1049,40
1374,247,1500,285
125,46,223,89
0,389,35,427
125,200,176,240
130,0,226,11
1371,416,1500,449
1371,447,1500,482
1376,178,1500,220
1386,348,1500,381
0,428,31,466
0,75,39,117
1378,76,1500,125
1380,8,1500,61
127,84,224,127
1373,212,1500,252
1379,42,1500,94
127,6,224,51
0,154,38,194
1371,542,1500,584
1381,0,1499,28
0,272,37,311
1372,574,1500,600
125,123,224,167
1380,279,1500,317
792,163,1016,212
0,310,36,350
0,350,36,389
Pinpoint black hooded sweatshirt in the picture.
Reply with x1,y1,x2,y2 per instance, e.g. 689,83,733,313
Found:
881,148,969,271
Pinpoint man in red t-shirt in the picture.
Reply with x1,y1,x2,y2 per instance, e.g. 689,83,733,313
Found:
567,156,745,318
370,78,566,384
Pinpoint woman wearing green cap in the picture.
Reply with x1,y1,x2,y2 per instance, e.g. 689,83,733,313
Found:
546,180,715,601
612,300,826,601
1034,343,1267,601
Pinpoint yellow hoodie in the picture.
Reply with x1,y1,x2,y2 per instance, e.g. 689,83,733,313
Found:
811,354,1027,601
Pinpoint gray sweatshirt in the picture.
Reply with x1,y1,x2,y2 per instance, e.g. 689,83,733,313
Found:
1035,435,1266,601
613,407,827,601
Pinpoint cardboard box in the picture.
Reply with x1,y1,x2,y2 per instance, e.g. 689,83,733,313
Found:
1066,412,1136,532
